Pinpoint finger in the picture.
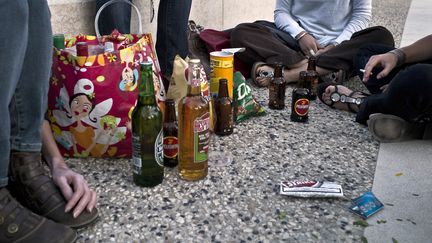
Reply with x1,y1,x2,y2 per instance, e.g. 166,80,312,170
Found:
64,178,85,212
376,65,392,80
362,57,379,82
72,188,91,218
87,189,98,212
56,177,74,201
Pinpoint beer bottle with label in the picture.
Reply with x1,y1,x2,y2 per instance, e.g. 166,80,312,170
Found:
163,99,179,167
268,63,286,109
178,59,210,181
291,88,310,122
215,79,234,136
298,56,319,100
131,61,164,187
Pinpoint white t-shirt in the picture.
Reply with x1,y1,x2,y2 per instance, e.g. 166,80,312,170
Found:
274,0,372,46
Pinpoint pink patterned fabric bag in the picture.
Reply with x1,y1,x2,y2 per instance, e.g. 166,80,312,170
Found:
47,0,165,158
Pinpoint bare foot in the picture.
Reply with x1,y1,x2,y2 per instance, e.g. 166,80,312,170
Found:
254,59,308,87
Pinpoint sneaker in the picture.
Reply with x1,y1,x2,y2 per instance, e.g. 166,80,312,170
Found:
8,152,99,229
367,113,425,143
0,187,76,243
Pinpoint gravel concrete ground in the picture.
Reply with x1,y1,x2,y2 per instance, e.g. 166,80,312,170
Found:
69,0,412,242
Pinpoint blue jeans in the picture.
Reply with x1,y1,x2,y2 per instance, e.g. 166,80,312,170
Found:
96,0,132,35
96,0,192,84
156,0,192,81
0,0,52,187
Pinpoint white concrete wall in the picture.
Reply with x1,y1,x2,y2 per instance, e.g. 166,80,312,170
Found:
48,0,274,37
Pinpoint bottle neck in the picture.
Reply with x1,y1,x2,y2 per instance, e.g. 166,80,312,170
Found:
138,65,157,105
307,57,316,71
218,81,229,98
274,64,283,78
187,65,202,96
164,102,177,122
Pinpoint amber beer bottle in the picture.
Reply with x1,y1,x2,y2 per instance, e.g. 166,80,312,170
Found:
215,79,234,136
131,61,164,187
298,56,319,100
178,59,210,181
163,99,179,167
291,88,310,122
268,63,286,109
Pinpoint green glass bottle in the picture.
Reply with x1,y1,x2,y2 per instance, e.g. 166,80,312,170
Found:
131,61,164,187
53,34,65,50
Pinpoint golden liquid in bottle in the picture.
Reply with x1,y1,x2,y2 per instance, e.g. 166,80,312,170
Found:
178,59,210,181
178,84,210,180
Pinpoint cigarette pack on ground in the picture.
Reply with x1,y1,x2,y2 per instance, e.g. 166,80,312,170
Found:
349,191,384,219
280,180,344,198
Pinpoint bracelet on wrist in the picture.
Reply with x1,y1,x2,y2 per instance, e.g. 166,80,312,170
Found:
389,49,406,67
295,31,308,41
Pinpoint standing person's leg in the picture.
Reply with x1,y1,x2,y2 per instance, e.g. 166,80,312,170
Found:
0,0,29,188
0,1,76,242
7,0,99,229
156,0,192,89
96,0,132,35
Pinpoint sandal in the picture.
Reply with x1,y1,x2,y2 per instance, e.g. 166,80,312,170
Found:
317,82,368,113
251,61,274,87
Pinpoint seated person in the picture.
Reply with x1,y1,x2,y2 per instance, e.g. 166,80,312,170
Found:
230,0,394,87
318,34,432,142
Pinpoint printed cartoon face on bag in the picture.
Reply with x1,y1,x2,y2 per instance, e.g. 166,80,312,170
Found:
119,65,138,91
52,79,127,157
48,33,165,158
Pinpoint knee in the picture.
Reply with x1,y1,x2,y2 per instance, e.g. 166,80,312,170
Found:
399,64,432,88
230,23,255,46
370,26,395,47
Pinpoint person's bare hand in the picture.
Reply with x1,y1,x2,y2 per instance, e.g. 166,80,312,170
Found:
362,53,398,83
51,164,97,218
315,44,336,56
298,34,321,57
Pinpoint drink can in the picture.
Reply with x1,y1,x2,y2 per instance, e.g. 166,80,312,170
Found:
210,51,234,99
76,42,89,56
291,88,310,122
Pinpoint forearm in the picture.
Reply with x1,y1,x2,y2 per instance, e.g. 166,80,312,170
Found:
334,0,371,44
274,0,303,38
42,120,68,171
400,34,432,64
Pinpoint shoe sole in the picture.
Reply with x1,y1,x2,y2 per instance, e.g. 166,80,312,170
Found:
367,113,424,143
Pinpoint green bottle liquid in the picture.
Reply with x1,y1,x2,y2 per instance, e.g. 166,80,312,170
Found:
131,61,164,187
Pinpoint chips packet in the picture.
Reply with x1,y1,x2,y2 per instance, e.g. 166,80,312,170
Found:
233,71,265,122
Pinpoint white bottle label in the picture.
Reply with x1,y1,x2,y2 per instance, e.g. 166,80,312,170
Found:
155,130,164,166
131,135,141,175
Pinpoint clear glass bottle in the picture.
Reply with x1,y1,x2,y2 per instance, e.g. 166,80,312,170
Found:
178,59,210,181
